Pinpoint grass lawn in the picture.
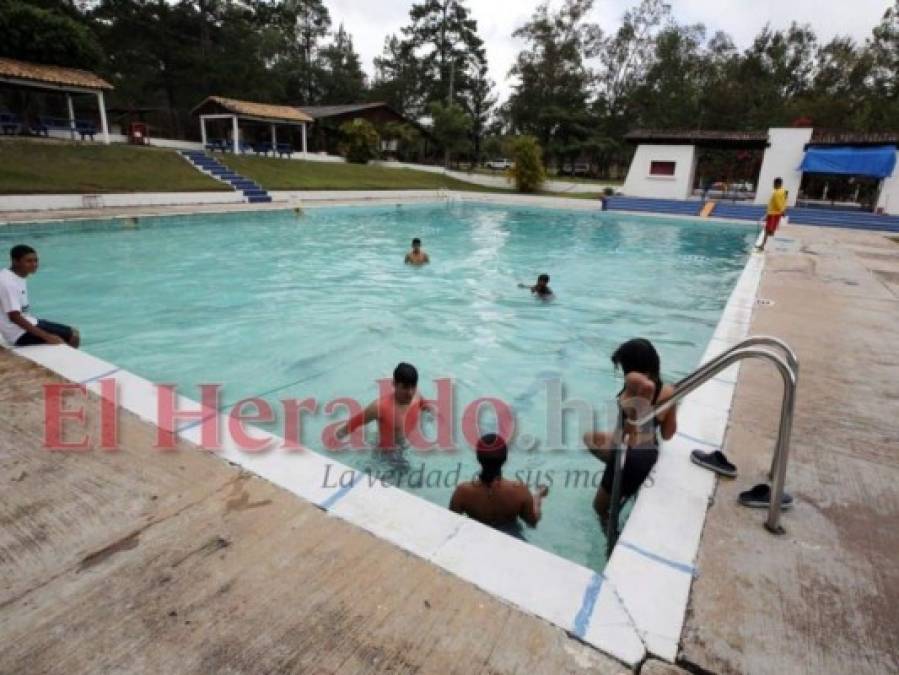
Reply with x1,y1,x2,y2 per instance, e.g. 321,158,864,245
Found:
466,167,623,185
223,155,503,192
0,138,225,194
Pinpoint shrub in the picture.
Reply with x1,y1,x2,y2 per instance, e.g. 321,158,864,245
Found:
603,186,615,196
339,119,380,164
506,136,546,193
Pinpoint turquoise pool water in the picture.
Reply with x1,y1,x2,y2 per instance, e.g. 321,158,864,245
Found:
3,202,753,569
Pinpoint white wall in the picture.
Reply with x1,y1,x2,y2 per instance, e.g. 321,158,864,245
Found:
622,145,697,200
875,153,899,216
0,192,243,213
755,127,813,207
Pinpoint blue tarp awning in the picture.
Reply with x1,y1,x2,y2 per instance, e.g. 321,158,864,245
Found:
800,145,897,178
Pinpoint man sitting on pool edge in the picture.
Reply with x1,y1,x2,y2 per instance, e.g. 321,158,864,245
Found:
334,362,432,450
0,244,80,348
449,433,549,537
404,238,430,266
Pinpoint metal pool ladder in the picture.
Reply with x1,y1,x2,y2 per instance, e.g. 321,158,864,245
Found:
606,336,799,557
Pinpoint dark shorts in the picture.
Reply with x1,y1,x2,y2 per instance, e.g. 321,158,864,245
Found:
14,319,74,346
600,445,659,499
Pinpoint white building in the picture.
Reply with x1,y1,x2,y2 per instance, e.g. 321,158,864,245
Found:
622,128,899,216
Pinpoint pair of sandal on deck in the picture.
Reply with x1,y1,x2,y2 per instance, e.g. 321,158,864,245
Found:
691,449,794,510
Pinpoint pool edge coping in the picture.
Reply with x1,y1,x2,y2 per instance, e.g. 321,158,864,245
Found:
2,200,765,669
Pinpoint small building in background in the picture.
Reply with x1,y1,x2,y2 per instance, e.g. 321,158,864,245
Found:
298,102,435,160
623,127,899,215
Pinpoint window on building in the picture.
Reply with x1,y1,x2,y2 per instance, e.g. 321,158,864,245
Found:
649,161,676,176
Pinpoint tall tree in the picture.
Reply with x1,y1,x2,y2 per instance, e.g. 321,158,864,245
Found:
507,0,600,164
0,0,103,68
429,100,472,166
403,0,488,111
595,0,671,126
280,0,331,103
316,24,367,103
628,23,706,129
864,0,899,128
371,34,425,113
458,59,495,162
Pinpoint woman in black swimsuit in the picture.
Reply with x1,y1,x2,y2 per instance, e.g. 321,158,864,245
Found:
584,338,678,531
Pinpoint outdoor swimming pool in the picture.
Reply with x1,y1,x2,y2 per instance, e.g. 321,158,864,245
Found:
3,202,754,569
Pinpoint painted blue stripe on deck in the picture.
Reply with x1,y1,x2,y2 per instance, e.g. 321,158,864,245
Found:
572,572,604,639
619,541,696,576
79,367,121,384
318,472,362,510
677,431,718,448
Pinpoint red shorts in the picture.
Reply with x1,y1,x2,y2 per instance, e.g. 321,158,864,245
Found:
765,214,782,235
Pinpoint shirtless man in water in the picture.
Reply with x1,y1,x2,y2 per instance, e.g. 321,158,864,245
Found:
404,238,430,265
450,434,549,533
518,273,553,298
336,362,430,450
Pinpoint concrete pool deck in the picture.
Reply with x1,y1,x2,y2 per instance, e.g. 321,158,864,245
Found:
0,354,625,674
1,203,897,673
681,224,899,674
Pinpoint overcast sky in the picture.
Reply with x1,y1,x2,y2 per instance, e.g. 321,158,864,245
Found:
325,0,892,100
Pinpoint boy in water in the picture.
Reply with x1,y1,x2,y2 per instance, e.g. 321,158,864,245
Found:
449,434,549,534
0,245,80,347
757,177,788,251
335,362,430,450
519,273,553,298
404,238,430,265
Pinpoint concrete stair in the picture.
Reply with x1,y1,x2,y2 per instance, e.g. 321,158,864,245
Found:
180,150,272,203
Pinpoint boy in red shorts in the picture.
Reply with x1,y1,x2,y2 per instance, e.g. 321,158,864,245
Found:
758,177,787,251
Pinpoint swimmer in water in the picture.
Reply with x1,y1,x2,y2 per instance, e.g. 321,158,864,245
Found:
404,238,430,265
335,362,431,450
518,273,553,298
449,434,549,534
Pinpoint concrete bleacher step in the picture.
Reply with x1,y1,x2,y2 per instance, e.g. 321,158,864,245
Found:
180,149,273,205
604,196,899,233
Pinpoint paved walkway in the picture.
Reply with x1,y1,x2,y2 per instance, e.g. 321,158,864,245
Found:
681,226,899,674
0,353,625,674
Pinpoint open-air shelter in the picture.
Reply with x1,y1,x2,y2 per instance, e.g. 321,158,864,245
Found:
0,57,112,143
192,96,312,154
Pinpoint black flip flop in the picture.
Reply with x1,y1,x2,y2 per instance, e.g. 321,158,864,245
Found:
738,483,794,510
690,449,737,478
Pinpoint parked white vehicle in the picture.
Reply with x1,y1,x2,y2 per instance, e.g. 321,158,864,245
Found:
485,158,513,170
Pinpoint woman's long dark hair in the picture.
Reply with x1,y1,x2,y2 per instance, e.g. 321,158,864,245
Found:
476,433,508,485
611,338,663,392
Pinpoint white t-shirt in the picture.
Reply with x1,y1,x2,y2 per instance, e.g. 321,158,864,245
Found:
0,267,37,344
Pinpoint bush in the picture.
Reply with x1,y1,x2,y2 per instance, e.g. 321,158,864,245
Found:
506,136,546,193
339,119,380,164
603,186,616,196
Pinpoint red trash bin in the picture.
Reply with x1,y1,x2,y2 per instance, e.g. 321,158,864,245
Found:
128,121,149,145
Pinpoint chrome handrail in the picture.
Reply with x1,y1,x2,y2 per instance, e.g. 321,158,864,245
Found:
606,337,799,555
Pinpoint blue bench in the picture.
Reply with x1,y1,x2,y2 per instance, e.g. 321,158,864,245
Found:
252,142,273,156
32,116,97,140
276,142,293,158
205,138,229,152
0,112,21,135
75,120,97,140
